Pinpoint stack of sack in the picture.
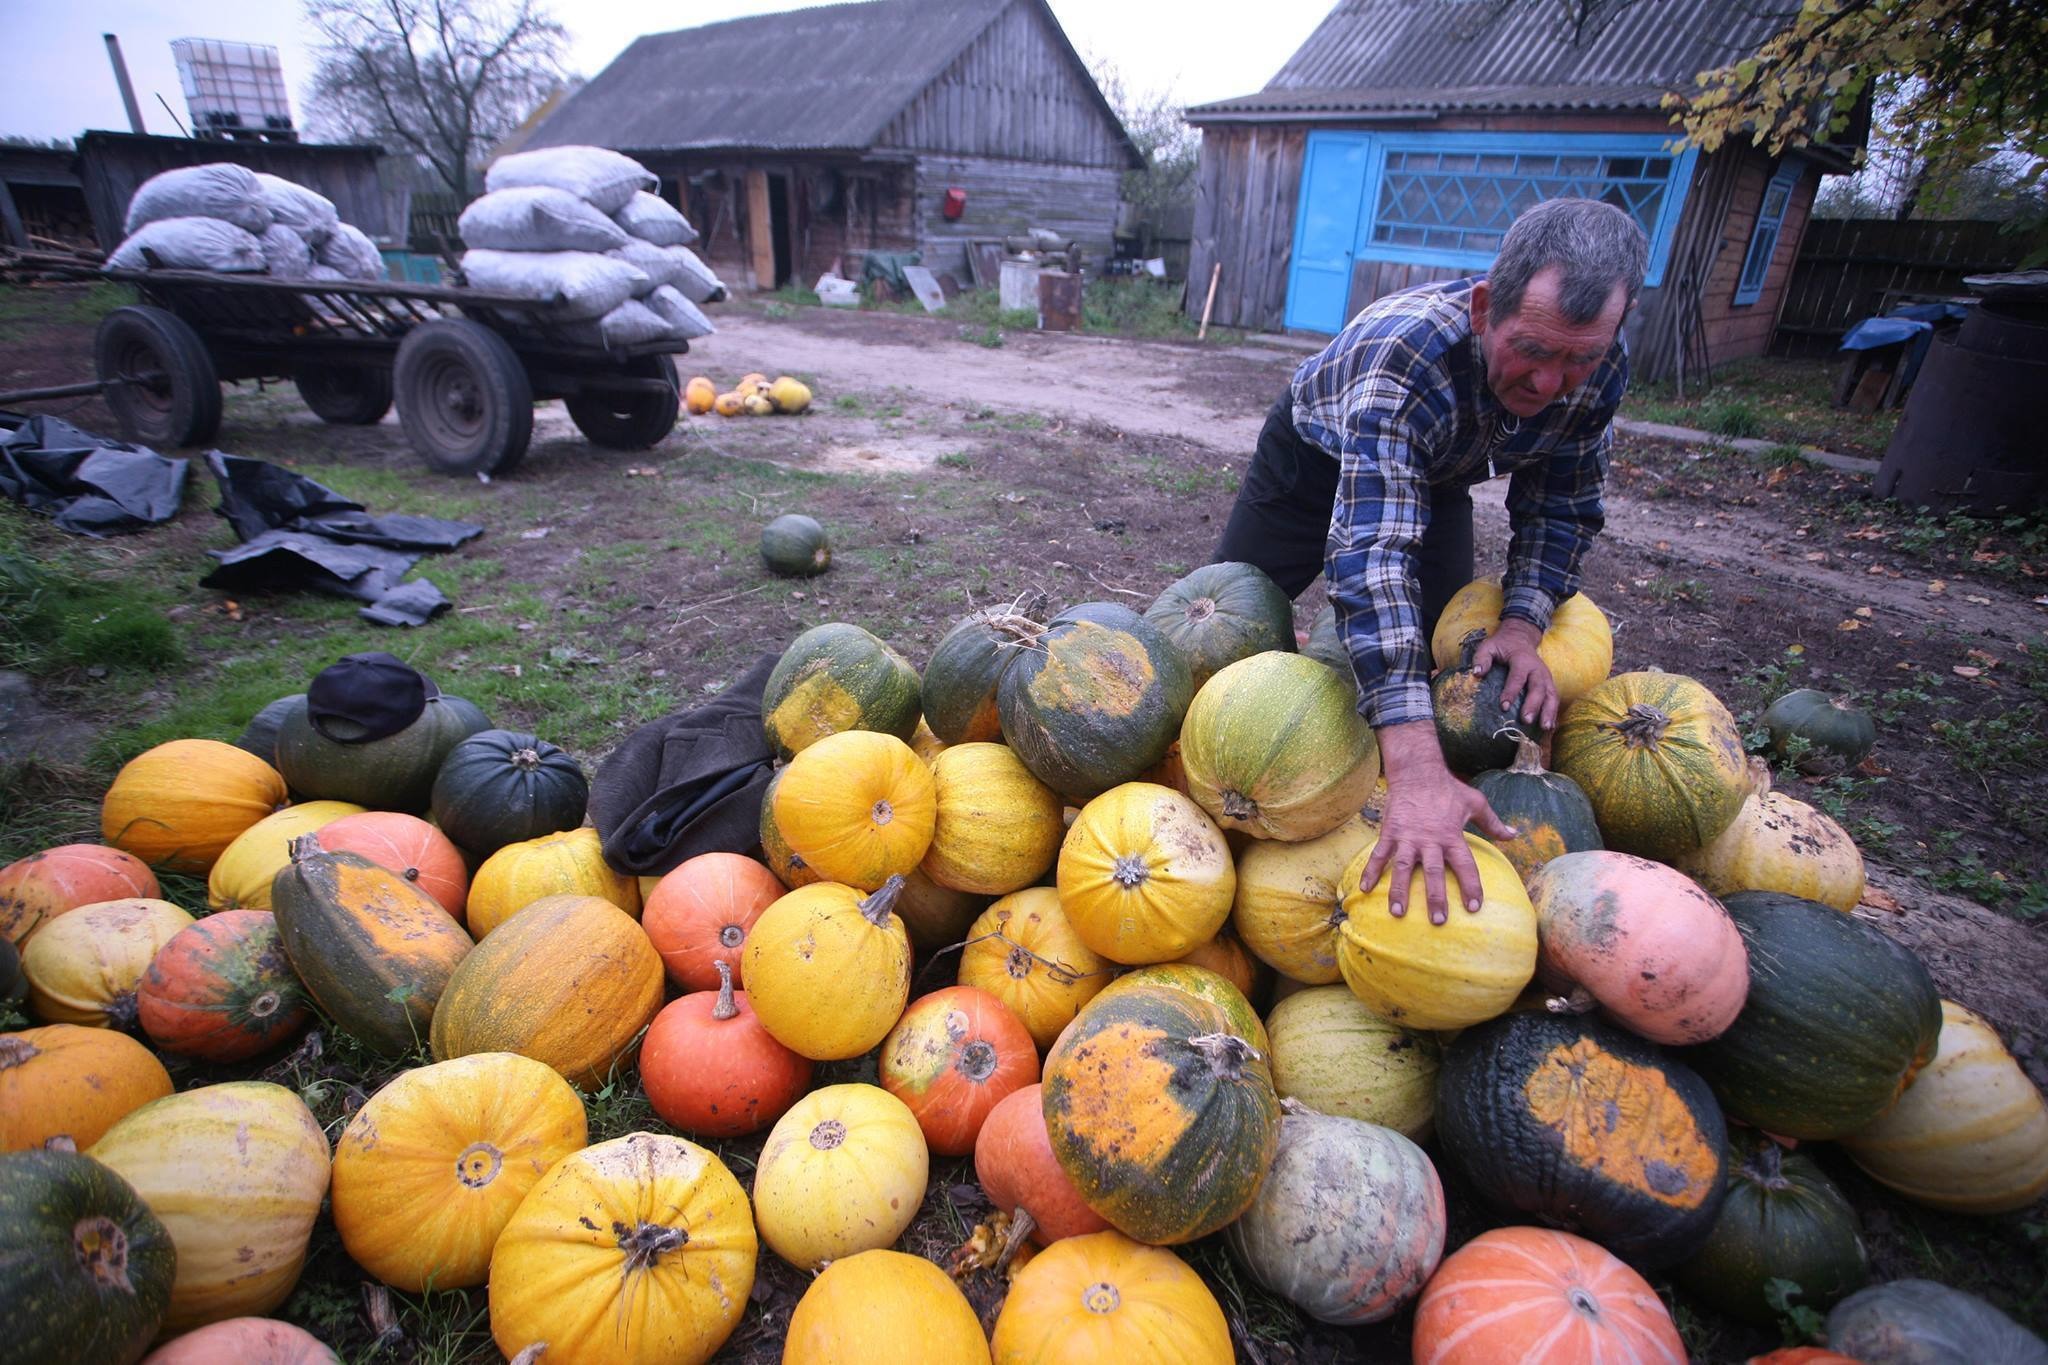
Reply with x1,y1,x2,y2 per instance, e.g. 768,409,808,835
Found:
104,162,386,282
457,145,724,350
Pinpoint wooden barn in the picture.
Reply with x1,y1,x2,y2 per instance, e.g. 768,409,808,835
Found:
1184,0,1866,384
516,0,1142,292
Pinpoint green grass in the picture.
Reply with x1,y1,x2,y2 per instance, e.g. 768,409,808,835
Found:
1620,354,1898,456
0,280,134,326
744,273,1239,343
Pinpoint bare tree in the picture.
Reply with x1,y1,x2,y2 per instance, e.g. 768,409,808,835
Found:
303,0,568,198
1089,58,1201,246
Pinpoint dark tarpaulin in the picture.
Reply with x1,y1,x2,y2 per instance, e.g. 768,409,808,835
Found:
0,412,188,536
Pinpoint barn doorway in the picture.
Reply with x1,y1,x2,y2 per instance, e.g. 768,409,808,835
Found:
766,172,793,288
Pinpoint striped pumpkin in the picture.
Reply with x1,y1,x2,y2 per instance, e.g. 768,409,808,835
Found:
762,622,921,761
1058,782,1235,965
920,742,1063,895
1413,1226,1685,1364
1231,815,1375,984
1143,562,1294,690
1553,671,1749,861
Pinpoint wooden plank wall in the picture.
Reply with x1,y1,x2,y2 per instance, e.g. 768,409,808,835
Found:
1186,125,1306,331
1690,155,1820,366
878,1,1129,169
1630,146,1743,387
912,154,1120,278
76,133,391,250
1774,217,2048,354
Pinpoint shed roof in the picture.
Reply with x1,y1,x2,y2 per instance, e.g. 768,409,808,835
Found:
1188,0,1789,122
525,0,1133,161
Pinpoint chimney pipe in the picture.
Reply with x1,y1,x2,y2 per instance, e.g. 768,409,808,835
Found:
104,33,148,134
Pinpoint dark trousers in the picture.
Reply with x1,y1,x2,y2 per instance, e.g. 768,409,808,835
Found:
1214,393,1473,639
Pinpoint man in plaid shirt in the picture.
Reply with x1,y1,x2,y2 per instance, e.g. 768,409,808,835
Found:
1214,198,1648,924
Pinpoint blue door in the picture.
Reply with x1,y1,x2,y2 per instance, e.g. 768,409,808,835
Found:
1284,132,1373,333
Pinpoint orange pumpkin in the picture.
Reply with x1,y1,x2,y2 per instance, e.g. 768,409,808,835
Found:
315,811,469,923
140,1318,339,1364
958,887,1112,1051
772,730,937,891
991,1229,1231,1363
1525,851,1749,1045
0,844,158,946
879,986,1040,1156
1412,1226,1686,1365
784,1249,991,1364
1057,782,1236,965
641,852,785,991
137,910,310,1062
101,739,287,873
23,898,194,1029
975,1083,1111,1245
0,1023,171,1150
641,960,812,1138
1170,930,1266,1004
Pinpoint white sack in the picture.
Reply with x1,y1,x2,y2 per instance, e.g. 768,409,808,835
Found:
258,223,314,278
317,223,388,281
459,186,631,252
665,246,725,305
254,173,339,246
614,190,697,247
563,298,675,349
105,217,266,273
485,146,655,215
608,239,684,291
644,284,715,340
459,248,650,320
123,163,272,236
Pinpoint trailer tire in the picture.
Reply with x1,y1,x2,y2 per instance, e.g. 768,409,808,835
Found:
565,354,680,450
94,306,222,448
297,364,395,425
394,320,532,477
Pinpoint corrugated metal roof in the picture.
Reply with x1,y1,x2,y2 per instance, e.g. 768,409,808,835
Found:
1188,0,1789,121
525,0,1010,153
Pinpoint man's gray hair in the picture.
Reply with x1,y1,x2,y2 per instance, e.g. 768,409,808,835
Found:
1489,198,1650,325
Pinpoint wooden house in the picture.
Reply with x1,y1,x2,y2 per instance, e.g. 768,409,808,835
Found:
1184,0,1866,383
518,0,1142,291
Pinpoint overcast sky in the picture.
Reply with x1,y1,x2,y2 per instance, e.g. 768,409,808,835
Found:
1,1,1337,143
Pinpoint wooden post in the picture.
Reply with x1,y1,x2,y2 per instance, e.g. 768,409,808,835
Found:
745,168,773,291
1197,261,1222,340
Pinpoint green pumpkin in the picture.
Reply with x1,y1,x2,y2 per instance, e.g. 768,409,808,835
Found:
1432,630,1544,775
1673,1133,1869,1325
233,692,304,764
996,601,1194,803
274,692,491,813
1143,562,1295,690
1178,651,1380,841
429,730,589,858
1552,670,1748,861
761,622,921,761
758,767,823,891
1302,603,1348,676
759,514,830,577
1679,891,1943,1140
1762,689,1877,776
0,1149,176,1365
921,603,1045,745
1468,734,1603,880
1435,1009,1728,1269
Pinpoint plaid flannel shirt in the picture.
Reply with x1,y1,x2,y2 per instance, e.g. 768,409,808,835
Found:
1292,276,1625,729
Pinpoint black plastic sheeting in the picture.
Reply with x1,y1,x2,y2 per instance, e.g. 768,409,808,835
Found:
0,412,189,535
200,453,482,627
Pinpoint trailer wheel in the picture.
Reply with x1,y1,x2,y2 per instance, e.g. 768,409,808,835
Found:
296,364,395,425
394,320,532,476
565,354,681,450
94,306,222,448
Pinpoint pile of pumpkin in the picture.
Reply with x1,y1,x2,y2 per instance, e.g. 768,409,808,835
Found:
3,563,2046,1365
685,371,814,418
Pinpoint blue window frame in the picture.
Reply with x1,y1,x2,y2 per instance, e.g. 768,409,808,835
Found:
1734,160,1800,306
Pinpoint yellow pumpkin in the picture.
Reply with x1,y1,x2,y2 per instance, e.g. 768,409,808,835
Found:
922,742,1064,895
958,887,1112,1051
206,800,366,910
910,717,949,764
490,1132,757,1365
1552,671,1749,861
1057,782,1236,965
0,1023,172,1150
430,895,663,1087
1841,1000,2048,1214
1673,760,1866,911
333,1052,586,1290
743,877,912,1060
1231,815,1376,985
991,1229,1231,1364
1264,986,1440,1140
1171,930,1265,1003
466,826,639,937
1430,577,1614,706
23,898,193,1028
785,1248,991,1364
773,730,936,891
1336,833,1537,1031
753,1083,929,1270
89,1081,330,1333
101,739,288,874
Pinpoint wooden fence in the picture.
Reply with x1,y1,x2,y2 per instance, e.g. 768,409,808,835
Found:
1773,217,2048,355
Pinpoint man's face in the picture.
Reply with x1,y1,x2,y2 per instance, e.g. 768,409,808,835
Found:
1471,265,1628,420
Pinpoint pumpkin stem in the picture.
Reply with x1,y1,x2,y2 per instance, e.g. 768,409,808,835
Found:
511,746,542,772
860,875,906,928
712,959,739,1020
1545,985,1598,1016
1187,1030,1263,1077
1603,703,1672,750
43,1134,77,1153
1279,1096,1315,1117
1220,790,1259,821
1743,755,1774,799
508,1347,548,1365
1746,1135,1793,1190
0,1036,39,1069
614,1218,688,1274
1109,854,1151,890
1456,628,1489,672
1506,732,1548,774
103,990,141,1033
994,1207,1036,1273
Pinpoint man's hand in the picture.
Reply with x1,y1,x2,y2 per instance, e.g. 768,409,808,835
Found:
1361,722,1517,924
1470,618,1559,733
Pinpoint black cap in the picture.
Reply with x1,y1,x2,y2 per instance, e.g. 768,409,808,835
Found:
306,652,439,743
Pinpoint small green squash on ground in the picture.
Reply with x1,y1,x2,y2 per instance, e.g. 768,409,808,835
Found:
760,513,830,576
1436,1010,1729,1269
1431,630,1544,775
1265,985,1438,1141
920,602,1045,745
1178,651,1380,842
273,691,491,813
761,622,921,761
1673,1133,1868,1325
1552,670,1748,861
1468,734,1602,880
1763,689,1877,776
0,1148,176,1365
1679,890,1942,1140
429,729,589,857
1143,562,1295,690
1225,1105,1445,1325
997,601,1195,803
1826,1279,2048,1365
